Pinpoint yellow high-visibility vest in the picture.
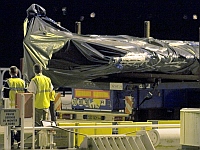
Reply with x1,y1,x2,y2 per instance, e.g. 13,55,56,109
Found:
7,78,25,101
32,75,52,109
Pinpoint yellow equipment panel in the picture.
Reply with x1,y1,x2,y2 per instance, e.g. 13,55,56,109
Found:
74,89,110,99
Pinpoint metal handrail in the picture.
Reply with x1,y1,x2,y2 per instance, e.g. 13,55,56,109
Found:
15,123,180,130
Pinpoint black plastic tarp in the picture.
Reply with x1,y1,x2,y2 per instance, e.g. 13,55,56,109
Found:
23,4,200,87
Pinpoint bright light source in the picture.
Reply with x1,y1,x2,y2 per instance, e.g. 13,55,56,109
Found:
193,14,197,20
90,12,95,18
62,7,66,11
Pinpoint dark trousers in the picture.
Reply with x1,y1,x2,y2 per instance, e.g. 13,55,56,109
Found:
11,130,20,147
49,101,56,121
35,108,49,126
11,130,14,146
15,130,21,143
11,119,21,147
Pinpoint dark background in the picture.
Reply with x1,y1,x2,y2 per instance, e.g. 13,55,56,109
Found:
1,0,200,68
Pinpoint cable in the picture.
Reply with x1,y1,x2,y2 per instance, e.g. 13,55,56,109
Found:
51,125,87,137
16,122,88,147
15,121,46,146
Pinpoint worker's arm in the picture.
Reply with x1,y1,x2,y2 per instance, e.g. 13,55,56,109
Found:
50,90,55,101
27,80,36,94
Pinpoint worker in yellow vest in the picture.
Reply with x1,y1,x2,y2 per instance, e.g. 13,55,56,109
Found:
3,66,25,149
27,63,53,126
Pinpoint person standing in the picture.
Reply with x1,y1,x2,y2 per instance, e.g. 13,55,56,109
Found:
3,66,25,149
27,63,53,126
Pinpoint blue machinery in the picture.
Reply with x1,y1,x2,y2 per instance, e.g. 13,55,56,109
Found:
69,80,200,121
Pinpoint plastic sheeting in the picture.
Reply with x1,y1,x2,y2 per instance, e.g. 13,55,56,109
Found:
23,4,200,87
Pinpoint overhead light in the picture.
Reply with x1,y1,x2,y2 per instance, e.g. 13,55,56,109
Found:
90,12,96,18
193,14,197,20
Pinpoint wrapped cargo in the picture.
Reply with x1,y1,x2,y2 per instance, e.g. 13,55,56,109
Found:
23,4,200,87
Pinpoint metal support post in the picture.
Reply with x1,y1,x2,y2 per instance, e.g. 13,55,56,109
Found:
20,94,25,149
75,22,81,34
48,130,56,149
68,129,71,148
32,94,35,149
68,128,74,148
4,98,11,150
0,68,9,99
144,21,150,38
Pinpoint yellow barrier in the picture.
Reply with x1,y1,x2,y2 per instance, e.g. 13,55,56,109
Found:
118,122,137,135
147,120,180,128
57,121,153,147
158,120,180,129
95,123,112,135
76,122,96,146
118,121,152,135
